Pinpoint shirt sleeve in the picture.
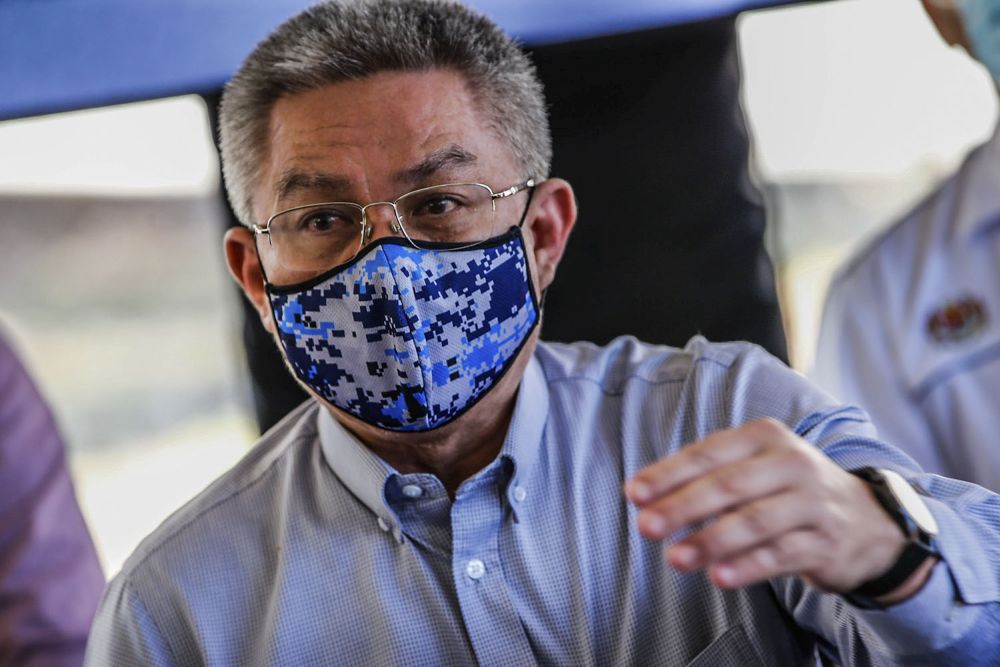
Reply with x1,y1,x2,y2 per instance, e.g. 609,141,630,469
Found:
84,575,177,667
0,336,106,667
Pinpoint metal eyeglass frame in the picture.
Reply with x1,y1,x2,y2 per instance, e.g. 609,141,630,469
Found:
251,177,537,260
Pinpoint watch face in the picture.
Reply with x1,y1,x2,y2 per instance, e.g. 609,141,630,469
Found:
882,469,939,536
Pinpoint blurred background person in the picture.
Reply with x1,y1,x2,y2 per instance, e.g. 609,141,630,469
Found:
0,329,104,666
814,0,1000,491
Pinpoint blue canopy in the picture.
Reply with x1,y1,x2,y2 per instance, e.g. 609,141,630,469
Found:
0,0,800,120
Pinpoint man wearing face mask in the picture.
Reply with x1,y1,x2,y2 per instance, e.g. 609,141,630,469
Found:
815,0,1000,493
86,2,1000,665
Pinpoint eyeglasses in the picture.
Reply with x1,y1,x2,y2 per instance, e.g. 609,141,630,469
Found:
252,178,536,272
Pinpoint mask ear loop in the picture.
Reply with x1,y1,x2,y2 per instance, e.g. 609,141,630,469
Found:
516,184,536,229
514,183,547,309
251,233,275,289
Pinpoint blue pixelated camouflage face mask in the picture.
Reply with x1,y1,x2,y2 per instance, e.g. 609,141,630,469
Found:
265,227,540,431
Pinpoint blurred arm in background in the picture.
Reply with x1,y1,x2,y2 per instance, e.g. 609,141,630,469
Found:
0,331,105,666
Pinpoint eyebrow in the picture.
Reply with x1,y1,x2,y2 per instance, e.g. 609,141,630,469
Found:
274,171,352,203
393,144,479,187
273,144,479,204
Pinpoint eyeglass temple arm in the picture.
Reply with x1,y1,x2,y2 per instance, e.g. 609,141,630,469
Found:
249,224,275,248
493,177,537,200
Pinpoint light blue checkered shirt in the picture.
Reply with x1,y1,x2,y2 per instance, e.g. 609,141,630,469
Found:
86,337,1000,666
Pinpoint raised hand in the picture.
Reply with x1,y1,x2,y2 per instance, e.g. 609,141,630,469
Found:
624,418,929,598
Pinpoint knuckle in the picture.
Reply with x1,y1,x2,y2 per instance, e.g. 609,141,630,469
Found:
714,469,746,500
749,417,786,440
786,440,824,474
741,503,771,537
634,460,667,483
655,502,683,530
785,448,817,478
687,446,719,473
814,500,843,535
774,533,803,562
811,535,836,567
630,470,655,491
750,546,779,574
697,525,729,554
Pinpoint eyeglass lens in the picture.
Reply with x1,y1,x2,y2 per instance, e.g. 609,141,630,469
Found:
267,183,499,272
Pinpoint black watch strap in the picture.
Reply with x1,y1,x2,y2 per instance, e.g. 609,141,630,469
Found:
848,542,932,599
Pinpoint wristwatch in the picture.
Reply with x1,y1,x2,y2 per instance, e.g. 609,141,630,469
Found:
843,467,940,608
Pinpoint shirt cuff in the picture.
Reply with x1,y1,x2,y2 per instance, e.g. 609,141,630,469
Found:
852,559,978,656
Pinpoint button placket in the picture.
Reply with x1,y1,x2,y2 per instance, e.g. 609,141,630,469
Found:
449,473,535,666
465,559,486,580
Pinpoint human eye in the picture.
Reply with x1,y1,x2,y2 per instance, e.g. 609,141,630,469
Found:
410,191,467,218
296,207,356,234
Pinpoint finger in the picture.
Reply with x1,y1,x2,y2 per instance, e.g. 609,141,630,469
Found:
625,426,765,507
707,529,827,589
636,450,804,540
664,490,813,571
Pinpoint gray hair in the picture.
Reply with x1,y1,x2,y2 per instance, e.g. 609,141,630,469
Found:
219,0,552,227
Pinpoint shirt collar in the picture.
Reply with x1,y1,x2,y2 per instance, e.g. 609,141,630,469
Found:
953,119,1000,242
317,407,402,541
316,351,549,530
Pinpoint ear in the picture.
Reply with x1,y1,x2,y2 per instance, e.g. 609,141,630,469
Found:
922,0,973,51
522,177,577,292
224,227,276,334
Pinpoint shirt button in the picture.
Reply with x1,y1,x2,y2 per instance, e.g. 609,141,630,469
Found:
377,517,390,532
513,486,527,502
402,484,423,499
465,559,486,580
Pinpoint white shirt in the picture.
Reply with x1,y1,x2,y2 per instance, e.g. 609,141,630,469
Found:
814,122,1000,492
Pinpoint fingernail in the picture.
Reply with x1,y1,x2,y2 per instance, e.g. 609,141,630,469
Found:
627,481,651,503
640,512,667,536
713,565,736,587
668,544,698,569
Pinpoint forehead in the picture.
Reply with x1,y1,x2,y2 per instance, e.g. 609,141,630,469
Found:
259,69,518,208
